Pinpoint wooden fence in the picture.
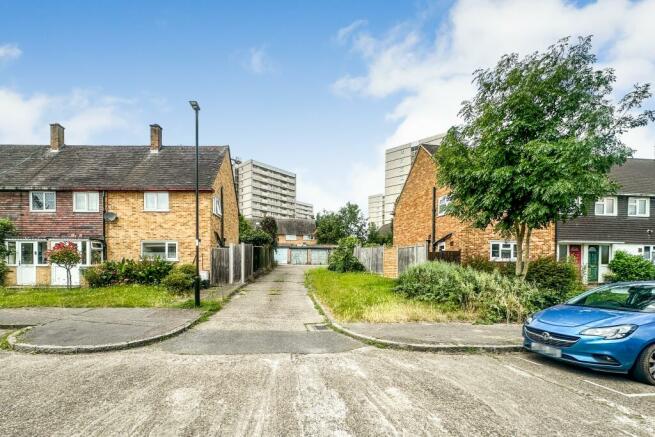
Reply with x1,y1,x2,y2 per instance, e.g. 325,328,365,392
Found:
210,243,257,286
354,246,384,274
397,244,428,275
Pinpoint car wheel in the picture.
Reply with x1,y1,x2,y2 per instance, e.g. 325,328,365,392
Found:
631,344,655,385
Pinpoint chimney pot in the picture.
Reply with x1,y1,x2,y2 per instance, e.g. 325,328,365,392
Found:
150,124,162,153
49,123,65,152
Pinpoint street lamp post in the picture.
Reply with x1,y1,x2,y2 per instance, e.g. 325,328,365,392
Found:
189,100,201,307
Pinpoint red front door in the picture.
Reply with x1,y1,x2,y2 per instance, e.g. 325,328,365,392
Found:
569,245,582,269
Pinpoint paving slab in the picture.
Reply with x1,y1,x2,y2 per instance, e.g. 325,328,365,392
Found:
162,265,362,354
1,308,202,353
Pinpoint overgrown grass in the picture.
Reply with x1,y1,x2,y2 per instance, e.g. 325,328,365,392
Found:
305,268,476,323
0,285,187,308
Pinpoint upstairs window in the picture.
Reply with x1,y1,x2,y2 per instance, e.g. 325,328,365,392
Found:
73,192,100,212
594,197,617,216
628,197,650,217
212,196,222,216
30,191,56,212
144,192,169,212
438,195,451,216
490,241,517,262
286,235,298,241
303,235,313,241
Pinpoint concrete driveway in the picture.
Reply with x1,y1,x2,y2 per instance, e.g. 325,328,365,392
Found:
1,265,654,436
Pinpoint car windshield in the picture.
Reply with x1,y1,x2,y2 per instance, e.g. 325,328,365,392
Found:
568,284,655,312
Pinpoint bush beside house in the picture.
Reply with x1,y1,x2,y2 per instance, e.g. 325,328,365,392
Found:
606,251,655,282
83,258,174,288
328,236,365,273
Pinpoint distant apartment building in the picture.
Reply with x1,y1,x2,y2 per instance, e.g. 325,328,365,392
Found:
234,160,297,219
295,200,314,219
383,133,445,224
368,194,385,228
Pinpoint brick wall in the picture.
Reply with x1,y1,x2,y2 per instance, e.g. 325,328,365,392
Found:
210,152,239,247
277,235,317,246
383,246,398,278
393,146,556,263
0,191,103,239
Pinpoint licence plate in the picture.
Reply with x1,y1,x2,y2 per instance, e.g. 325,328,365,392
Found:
530,342,562,358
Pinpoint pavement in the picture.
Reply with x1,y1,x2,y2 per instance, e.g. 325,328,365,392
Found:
0,308,202,353
1,265,655,435
341,321,523,349
162,265,361,355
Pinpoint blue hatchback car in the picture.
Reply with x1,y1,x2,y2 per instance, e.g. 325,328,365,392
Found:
523,281,655,384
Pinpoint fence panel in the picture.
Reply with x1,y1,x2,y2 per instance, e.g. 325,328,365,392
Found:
397,244,428,275
428,250,461,264
210,247,230,285
243,243,254,281
354,246,384,274
232,245,242,282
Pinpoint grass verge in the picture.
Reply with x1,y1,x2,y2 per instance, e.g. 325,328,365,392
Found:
305,268,476,323
1,285,206,309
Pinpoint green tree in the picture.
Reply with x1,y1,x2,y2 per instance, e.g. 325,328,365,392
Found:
0,218,16,259
47,241,82,288
366,222,392,246
259,216,278,248
315,211,346,244
239,214,274,246
338,202,367,242
435,36,654,278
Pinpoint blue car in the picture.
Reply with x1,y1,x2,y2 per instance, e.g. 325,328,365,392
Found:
523,281,655,384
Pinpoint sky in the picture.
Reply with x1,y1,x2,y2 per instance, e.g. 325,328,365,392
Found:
1,0,654,215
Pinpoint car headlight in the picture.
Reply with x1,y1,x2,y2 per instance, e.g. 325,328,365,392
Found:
524,314,534,325
580,325,637,340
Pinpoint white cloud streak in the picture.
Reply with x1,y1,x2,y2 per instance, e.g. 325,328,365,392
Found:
0,43,21,62
245,46,275,75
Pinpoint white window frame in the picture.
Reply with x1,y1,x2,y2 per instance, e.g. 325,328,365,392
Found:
29,191,56,212
628,197,650,217
594,197,618,216
437,241,446,252
489,241,517,262
438,195,451,216
285,234,298,241
5,241,17,266
73,192,100,213
303,235,313,241
143,192,169,212
212,196,222,216
141,241,178,261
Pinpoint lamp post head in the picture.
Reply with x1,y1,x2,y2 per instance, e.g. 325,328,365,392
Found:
189,100,200,111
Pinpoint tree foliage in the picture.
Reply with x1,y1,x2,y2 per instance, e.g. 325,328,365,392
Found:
0,218,16,259
327,236,365,273
315,202,367,244
366,222,392,246
47,241,82,288
259,216,278,248
435,36,654,277
239,214,274,246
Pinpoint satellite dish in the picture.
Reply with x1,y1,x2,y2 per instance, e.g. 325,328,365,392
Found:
104,212,118,222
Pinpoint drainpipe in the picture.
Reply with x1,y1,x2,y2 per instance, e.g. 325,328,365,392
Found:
102,191,107,261
431,187,436,250
220,187,225,246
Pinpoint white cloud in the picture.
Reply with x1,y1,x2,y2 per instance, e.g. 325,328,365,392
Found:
333,0,655,209
245,46,275,75
336,19,368,44
0,43,21,62
0,88,140,144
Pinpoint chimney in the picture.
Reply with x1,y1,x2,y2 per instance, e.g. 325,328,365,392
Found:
150,124,162,153
49,123,65,152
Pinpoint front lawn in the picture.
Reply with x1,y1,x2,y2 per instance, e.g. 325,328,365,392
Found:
0,285,200,308
305,268,476,323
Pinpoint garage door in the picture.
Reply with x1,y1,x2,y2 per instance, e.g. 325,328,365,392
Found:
291,248,309,265
274,248,289,264
310,249,329,265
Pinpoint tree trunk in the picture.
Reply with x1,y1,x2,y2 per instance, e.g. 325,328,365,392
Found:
520,227,533,279
66,268,71,289
514,224,525,277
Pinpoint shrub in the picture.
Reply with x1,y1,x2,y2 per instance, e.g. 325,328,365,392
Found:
175,263,197,277
395,261,539,323
0,259,8,285
607,251,655,282
328,236,365,273
462,256,496,273
82,258,173,288
525,257,582,306
162,271,195,293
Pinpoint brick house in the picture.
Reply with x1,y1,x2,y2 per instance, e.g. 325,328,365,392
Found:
393,143,555,265
0,123,238,286
556,159,655,284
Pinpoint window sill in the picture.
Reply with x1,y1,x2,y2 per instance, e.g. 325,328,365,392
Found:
73,210,100,213
143,209,171,213
29,210,57,213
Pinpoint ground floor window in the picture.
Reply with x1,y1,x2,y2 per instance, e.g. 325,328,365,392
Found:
640,246,655,263
141,241,178,261
490,241,517,262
